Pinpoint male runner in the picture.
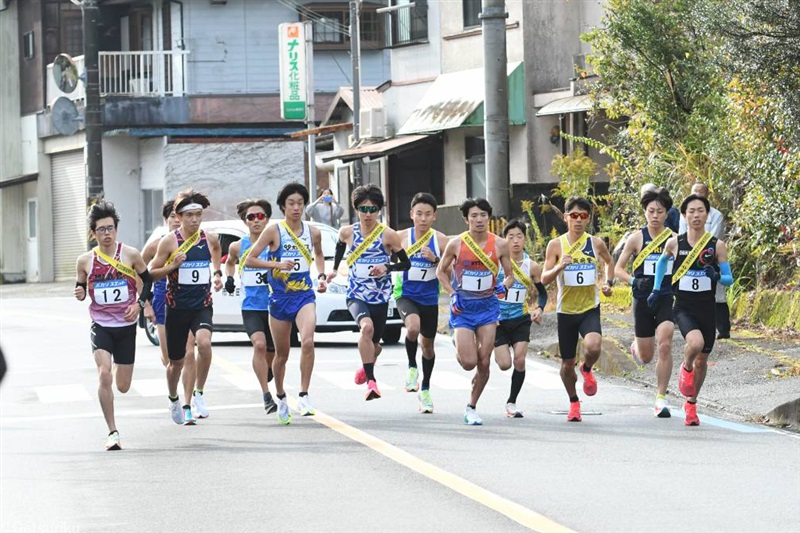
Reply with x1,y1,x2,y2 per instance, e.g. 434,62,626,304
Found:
224,199,278,415
330,184,410,401
436,198,514,425
75,200,154,450
493,219,547,418
615,187,676,417
648,194,734,426
150,189,222,425
393,192,449,413
245,183,328,424
541,197,614,422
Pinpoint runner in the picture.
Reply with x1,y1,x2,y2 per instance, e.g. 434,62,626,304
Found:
150,189,222,426
493,219,547,418
245,183,328,424
74,200,154,450
541,197,615,422
329,184,409,401
224,199,278,415
393,192,449,413
647,193,734,426
436,198,514,425
614,186,676,417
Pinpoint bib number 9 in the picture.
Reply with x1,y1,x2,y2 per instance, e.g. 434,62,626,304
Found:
179,264,210,285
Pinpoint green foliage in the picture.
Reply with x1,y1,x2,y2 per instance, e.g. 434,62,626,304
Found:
550,150,598,200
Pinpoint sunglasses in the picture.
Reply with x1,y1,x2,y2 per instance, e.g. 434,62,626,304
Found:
246,212,267,221
357,205,380,214
567,212,590,220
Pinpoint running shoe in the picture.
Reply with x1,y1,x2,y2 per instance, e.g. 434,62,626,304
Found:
463,405,483,426
684,401,700,426
365,380,381,401
567,401,582,422
183,406,196,426
105,431,121,451
654,396,671,418
192,392,209,419
297,394,316,416
277,397,292,425
630,341,643,365
418,389,434,413
579,364,598,396
404,367,420,392
505,403,524,418
264,394,277,415
679,365,697,397
354,366,367,385
170,399,184,425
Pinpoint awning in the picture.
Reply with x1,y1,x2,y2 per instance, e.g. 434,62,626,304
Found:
398,62,525,135
535,95,592,117
322,135,430,162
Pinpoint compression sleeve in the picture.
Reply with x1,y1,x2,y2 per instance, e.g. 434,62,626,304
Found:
534,281,548,309
387,249,411,272
652,253,670,291
718,262,734,287
138,269,153,302
333,240,347,271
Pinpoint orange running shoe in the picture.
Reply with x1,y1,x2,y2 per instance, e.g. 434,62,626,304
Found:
679,365,696,397
354,366,367,385
365,380,381,401
579,364,598,396
567,401,582,422
684,401,700,426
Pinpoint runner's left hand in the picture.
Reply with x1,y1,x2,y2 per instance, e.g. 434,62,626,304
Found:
143,302,155,322
601,283,613,297
213,276,223,292
123,303,139,322
531,307,543,324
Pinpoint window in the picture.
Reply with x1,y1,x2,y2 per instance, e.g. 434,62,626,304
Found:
23,31,34,60
388,0,428,47
142,189,164,241
465,136,486,198
302,4,384,50
463,0,482,29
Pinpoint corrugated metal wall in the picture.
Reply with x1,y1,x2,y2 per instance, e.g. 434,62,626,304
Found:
51,150,86,281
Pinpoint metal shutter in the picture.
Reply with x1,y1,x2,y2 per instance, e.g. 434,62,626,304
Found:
51,150,86,281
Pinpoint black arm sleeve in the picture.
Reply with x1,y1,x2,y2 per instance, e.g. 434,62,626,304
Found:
387,249,411,272
534,281,548,310
333,240,347,272
138,269,154,302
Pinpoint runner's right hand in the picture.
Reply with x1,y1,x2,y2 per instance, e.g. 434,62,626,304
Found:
633,277,654,293
646,290,661,311
171,253,187,268
225,276,235,294
450,293,463,315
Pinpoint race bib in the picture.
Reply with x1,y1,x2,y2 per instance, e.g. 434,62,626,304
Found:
643,254,674,276
563,264,596,287
94,279,129,305
241,268,269,287
178,260,210,285
678,270,712,292
408,259,434,282
353,257,386,278
506,287,527,304
461,270,493,292
281,255,310,274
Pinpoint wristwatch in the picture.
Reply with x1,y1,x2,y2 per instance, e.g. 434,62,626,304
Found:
213,269,223,277
137,298,147,309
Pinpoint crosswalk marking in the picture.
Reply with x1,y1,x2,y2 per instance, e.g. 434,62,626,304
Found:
221,373,263,391
35,384,92,403
315,371,396,391
132,378,168,397
430,371,477,390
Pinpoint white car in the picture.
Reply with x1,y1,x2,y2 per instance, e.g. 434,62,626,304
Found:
141,219,403,345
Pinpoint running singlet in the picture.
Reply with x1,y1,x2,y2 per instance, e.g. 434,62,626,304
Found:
498,255,531,320
153,278,167,300
632,227,674,299
347,223,391,303
268,222,314,296
392,227,440,306
556,233,599,314
88,242,137,327
239,235,270,311
452,233,498,300
166,229,212,310
673,233,718,305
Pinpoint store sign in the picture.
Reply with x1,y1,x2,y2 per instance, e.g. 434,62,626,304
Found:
279,22,307,121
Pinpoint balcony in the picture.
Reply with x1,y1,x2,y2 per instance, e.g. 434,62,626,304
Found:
99,50,190,97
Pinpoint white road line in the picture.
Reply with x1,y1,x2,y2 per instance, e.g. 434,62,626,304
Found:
430,371,476,390
132,379,168,397
315,371,396,391
35,384,92,403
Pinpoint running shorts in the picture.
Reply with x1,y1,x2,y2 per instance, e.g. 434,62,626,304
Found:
449,296,499,332
633,295,674,338
90,322,137,365
673,301,716,354
396,297,439,339
494,314,532,347
165,306,213,361
347,298,389,344
241,310,275,352
556,305,602,360
269,291,315,323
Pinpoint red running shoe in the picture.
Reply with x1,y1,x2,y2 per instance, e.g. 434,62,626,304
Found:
679,365,697,397
684,401,700,426
567,401,582,422
365,380,381,401
354,367,367,385
579,364,598,396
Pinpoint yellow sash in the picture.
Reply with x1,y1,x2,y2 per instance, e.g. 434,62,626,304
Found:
672,232,712,284
460,232,499,276
93,246,136,279
511,258,532,289
632,228,672,271
238,243,255,275
346,223,386,267
563,233,589,258
281,221,314,267
406,228,435,258
167,230,201,264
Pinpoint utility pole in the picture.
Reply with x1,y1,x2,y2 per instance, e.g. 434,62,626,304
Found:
305,21,317,200
349,0,362,187
481,0,509,216
82,0,104,202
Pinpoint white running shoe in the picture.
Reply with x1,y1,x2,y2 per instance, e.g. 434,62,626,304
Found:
463,405,483,426
654,396,671,418
277,397,292,425
297,394,316,416
170,399,184,425
192,392,209,418
505,402,524,418
105,431,121,451
183,406,196,426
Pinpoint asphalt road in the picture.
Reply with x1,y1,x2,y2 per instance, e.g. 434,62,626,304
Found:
1,296,799,533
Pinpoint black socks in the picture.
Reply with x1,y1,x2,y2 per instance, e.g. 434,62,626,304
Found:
508,369,526,404
421,355,435,390
405,338,418,368
364,363,376,382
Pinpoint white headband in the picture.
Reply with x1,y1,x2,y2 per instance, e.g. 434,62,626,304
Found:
178,203,203,213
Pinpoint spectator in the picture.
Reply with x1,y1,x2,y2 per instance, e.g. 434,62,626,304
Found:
305,188,345,229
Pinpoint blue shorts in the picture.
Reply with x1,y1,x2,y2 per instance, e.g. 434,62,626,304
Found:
449,296,499,331
269,291,315,323
152,289,167,325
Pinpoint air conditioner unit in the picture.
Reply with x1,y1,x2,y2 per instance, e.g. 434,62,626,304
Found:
360,107,386,140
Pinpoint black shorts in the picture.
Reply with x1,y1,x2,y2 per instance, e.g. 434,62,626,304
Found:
165,306,213,361
347,298,388,344
494,315,532,347
556,306,602,360
396,297,439,339
633,295,674,338
241,310,275,352
90,323,137,365
673,302,716,354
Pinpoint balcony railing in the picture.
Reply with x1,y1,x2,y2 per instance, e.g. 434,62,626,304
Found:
99,50,190,97
46,54,86,105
